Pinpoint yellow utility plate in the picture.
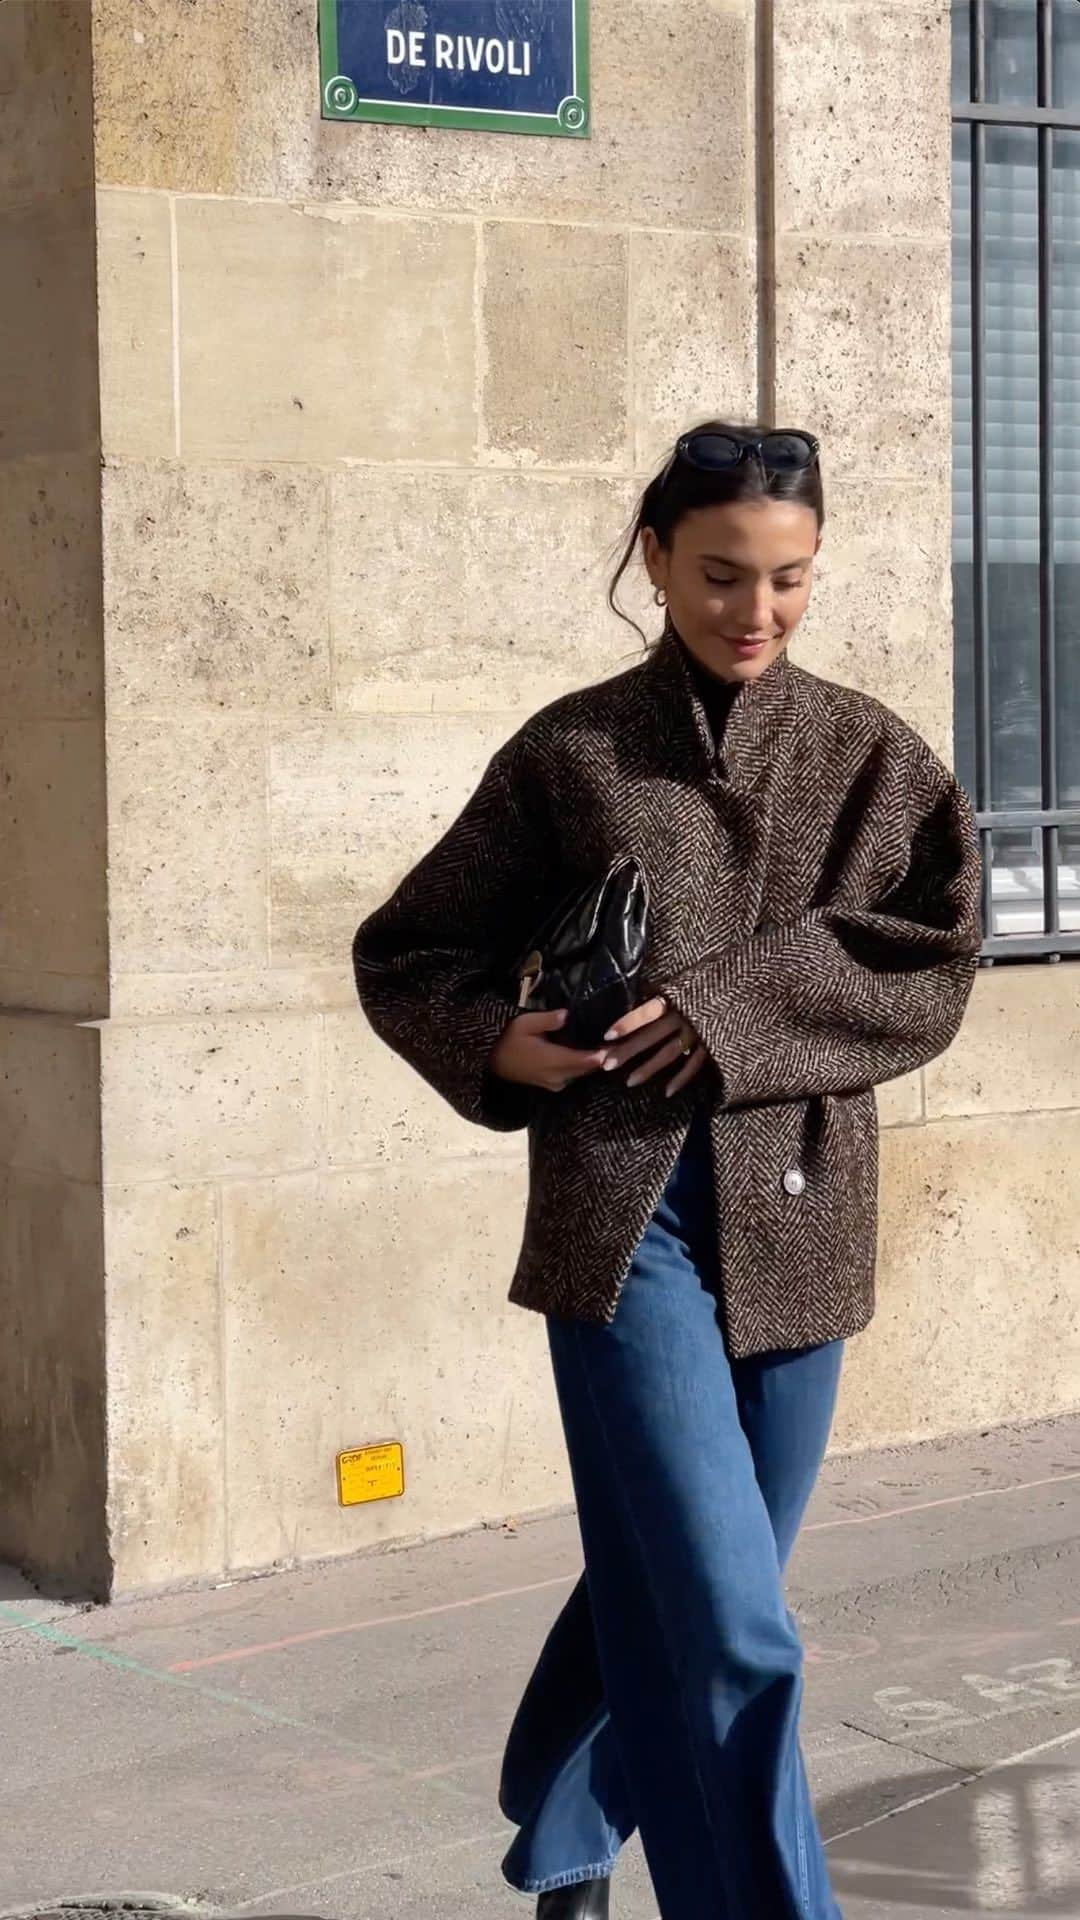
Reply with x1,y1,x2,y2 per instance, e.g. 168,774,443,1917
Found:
336,1440,405,1507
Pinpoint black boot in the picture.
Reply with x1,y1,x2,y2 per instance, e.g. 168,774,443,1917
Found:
537,1879,610,1919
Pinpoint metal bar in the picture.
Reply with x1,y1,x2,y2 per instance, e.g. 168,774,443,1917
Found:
980,932,1080,960
1037,2,1060,936
969,105,995,943
970,117,992,834
954,104,1080,129
971,0,985,104
980,826,995,943
1037,0,1052,110
974,808,1080,831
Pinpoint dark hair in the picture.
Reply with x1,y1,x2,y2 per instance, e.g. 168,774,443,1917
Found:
608,418,826,636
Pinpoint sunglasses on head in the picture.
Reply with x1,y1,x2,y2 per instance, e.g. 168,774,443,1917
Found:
660,428,820,486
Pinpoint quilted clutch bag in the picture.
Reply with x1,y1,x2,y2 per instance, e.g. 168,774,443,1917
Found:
513,856,650,1051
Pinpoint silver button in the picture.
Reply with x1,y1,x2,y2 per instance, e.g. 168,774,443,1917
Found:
782,1167,806,1198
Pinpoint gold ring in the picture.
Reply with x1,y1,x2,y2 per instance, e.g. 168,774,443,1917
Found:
680,1035,694,1057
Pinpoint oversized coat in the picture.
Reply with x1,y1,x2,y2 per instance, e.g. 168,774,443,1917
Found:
352,636,983,1355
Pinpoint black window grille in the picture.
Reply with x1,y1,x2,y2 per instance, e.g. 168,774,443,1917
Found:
952,0,1080,959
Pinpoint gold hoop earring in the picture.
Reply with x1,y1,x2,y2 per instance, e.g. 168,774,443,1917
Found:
653,587,667,608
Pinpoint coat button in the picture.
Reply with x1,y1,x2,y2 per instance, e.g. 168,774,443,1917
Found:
783,1167,806,1198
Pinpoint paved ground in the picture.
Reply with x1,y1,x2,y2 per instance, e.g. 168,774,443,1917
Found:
2,1412,1079,1920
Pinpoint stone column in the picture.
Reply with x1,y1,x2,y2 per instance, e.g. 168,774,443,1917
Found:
0,1,110,1593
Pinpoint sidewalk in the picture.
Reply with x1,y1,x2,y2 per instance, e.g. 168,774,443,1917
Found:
2,1413,1078,1920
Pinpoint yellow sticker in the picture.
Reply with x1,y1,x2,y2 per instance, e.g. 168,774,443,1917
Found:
336,1441,405,1507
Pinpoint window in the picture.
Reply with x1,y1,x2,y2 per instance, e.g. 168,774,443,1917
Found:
952,0,1080,957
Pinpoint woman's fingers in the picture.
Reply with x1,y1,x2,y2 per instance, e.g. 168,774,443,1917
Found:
490,1010,608,1090
603,1010,681,1071
516,1008,570,1036
665,1045,708,1098
551,1045,609,1080
493,1001,703,1096
625,1033,687,1087
603,996,669,1043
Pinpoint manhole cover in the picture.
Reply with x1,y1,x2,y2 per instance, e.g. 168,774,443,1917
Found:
1,1900,204,1920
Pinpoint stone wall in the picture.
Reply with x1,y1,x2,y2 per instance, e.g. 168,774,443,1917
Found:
89,0,763,1588
1,0,1076,1595
0,1,109,1592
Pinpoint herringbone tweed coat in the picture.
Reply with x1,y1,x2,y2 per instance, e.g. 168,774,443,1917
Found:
353,636,982,1354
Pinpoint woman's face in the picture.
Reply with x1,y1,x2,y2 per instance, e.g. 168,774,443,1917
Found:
643,498,821,685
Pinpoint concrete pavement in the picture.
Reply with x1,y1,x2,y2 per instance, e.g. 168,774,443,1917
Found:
2,1412,1078,1920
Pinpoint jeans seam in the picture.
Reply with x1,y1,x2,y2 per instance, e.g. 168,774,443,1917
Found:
504,1857,616,1895
567,1319,737,1912
796,1797,810,1911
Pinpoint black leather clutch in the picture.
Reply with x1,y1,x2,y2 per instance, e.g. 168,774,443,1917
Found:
513,857,650,1051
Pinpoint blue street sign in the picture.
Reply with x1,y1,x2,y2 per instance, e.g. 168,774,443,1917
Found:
319,0,590,139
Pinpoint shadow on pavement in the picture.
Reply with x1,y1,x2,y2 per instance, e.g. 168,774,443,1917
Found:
823,1761,1080,1914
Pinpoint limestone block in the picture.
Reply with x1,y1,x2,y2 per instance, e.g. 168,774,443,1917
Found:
324,1008,522,1170
95,190,175,459
101,1013,322,1183
91,0,306,197
175,199,476,463
104,462,331,710
108,714,268,972
0,1168,108,1593
876,1071,924,1130
268,713,506,967
92,0,751,234
330,469,639,714
481,223,629,468
0,191,99,458
630,231,756,470
0,720,108,984
0,1013,101,1182
110,963,355,1021
0,0,94,199
0,455,104,719
774,2,951,239
220,1161,566,1569
926,967,1080,1120
835,1113,1080,1447
796,478,953,761
105,1181,225,1589
774,236,950,481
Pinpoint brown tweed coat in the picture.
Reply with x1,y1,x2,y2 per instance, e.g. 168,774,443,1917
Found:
353,636,983,1355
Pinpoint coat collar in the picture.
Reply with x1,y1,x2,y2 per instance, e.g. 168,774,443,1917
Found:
645,629,796,789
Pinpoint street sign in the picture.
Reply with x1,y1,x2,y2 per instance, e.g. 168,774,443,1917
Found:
319,0,590,139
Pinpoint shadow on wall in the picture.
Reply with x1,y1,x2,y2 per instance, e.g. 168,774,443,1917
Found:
824,1760,1080,1914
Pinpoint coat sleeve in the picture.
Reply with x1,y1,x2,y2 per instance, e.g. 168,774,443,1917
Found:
662,738,983,1109
352,738,550,1132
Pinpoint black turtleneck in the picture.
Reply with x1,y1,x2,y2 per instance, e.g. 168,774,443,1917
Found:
680,646,740,750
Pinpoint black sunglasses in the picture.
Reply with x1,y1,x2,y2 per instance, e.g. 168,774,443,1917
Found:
661,429,820,486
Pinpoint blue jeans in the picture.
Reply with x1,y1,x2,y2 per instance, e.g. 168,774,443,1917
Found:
500,1122,844,1918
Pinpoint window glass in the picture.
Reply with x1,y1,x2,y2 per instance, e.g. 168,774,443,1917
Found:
952,4,1080,944
1054,128,1080,810
985,0,1038,107
1053,0,1080,111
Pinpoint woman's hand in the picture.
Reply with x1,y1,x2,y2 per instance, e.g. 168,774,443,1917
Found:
603,997,708,1098
490,1010,609,1094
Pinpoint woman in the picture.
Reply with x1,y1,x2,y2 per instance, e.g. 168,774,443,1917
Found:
353,422,983,1920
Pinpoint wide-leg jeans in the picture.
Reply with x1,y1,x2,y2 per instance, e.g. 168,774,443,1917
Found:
500,1122,844,1919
